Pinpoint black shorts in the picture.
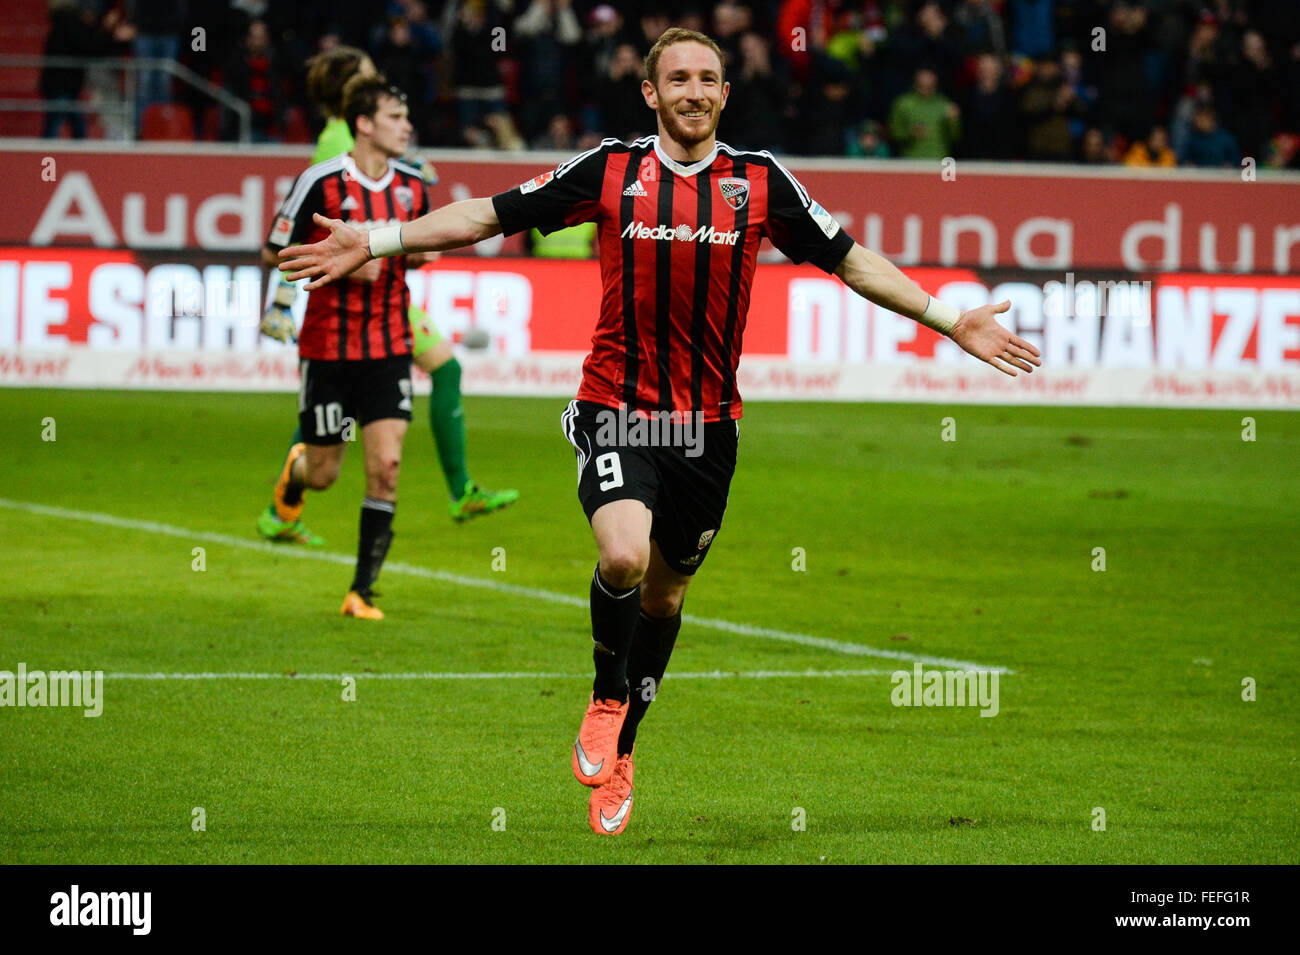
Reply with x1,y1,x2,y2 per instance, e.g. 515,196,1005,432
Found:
561,400,739,576
298,356,413,445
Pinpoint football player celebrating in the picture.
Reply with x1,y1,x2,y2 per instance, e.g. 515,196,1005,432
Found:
278,31,1040,826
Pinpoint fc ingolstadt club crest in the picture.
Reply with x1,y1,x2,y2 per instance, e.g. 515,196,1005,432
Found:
719,178,749,210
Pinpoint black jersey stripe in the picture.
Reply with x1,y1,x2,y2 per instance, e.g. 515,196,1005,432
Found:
654,160,675,413
618,151,642,409
334,171,349,361
358,187,375,360
379,184,397,358
719,156,748,411
690,166,712,412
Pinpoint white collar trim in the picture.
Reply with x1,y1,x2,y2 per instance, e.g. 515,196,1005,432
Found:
653,136,718,177
343,155,395,191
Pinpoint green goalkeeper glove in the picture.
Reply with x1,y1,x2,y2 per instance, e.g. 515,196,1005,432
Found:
406,156,438,185
260,281,299,343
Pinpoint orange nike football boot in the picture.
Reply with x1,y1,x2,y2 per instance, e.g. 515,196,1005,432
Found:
341,590,384,620
588,751,634,836
571,694,629,787
274,443,308,524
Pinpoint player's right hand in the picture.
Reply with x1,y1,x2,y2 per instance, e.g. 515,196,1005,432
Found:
950,300,1042,377
279,213,371,291
259,305,297,343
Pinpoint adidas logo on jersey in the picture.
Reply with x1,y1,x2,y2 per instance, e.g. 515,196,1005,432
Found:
622,180,648,197
340,196,360,211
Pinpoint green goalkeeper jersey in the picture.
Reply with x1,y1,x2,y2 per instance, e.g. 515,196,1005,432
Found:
311,117,354,164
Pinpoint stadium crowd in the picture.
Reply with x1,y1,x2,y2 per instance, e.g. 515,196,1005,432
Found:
39,0,1300,167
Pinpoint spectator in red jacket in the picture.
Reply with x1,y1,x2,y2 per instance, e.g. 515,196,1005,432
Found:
222,19,282,141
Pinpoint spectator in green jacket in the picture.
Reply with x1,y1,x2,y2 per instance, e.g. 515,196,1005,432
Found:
888,67,961,158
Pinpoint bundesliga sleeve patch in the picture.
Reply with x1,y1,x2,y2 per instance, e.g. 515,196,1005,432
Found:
270,214,294,246
807,201,841,239
519,171,555,195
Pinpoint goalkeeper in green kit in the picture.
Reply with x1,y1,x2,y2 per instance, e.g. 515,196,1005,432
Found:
256,46,517,546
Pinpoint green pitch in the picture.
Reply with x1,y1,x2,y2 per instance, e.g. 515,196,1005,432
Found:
0,389,1295,864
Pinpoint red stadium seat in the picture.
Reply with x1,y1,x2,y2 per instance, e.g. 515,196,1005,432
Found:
140,103,194,141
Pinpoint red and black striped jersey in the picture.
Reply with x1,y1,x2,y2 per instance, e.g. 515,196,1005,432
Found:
266,154,430,361
491,135,853,421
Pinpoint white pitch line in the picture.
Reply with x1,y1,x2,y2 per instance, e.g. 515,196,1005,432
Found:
0,498,1012,674
103,669,900,681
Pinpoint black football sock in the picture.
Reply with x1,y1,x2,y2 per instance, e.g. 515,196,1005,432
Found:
282,449,306,508
350,497,395,597
589,566,640,704
617,610,681,755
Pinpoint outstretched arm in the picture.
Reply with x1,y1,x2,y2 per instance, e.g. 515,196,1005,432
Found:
278,198,502,290
833,242,1041,377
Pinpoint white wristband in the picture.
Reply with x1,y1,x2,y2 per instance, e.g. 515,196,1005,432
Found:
368,224,405,259
919,295,960,335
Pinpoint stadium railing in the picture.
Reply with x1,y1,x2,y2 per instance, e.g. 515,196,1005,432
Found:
0,54,251,142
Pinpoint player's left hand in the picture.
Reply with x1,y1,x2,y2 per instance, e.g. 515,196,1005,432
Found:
950,300,1042,377
278,213,371,290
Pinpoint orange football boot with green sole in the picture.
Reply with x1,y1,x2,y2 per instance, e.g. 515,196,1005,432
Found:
341,591,384,620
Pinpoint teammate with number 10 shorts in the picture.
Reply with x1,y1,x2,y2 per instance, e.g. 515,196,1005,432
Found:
256,46,516,550
260,74,444,618
278,30,1041,830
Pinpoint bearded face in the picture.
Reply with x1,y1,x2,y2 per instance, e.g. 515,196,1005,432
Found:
644,41,729,153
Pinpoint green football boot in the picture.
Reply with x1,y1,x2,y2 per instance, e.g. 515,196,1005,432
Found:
256,505,325,547
450,482,520,523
